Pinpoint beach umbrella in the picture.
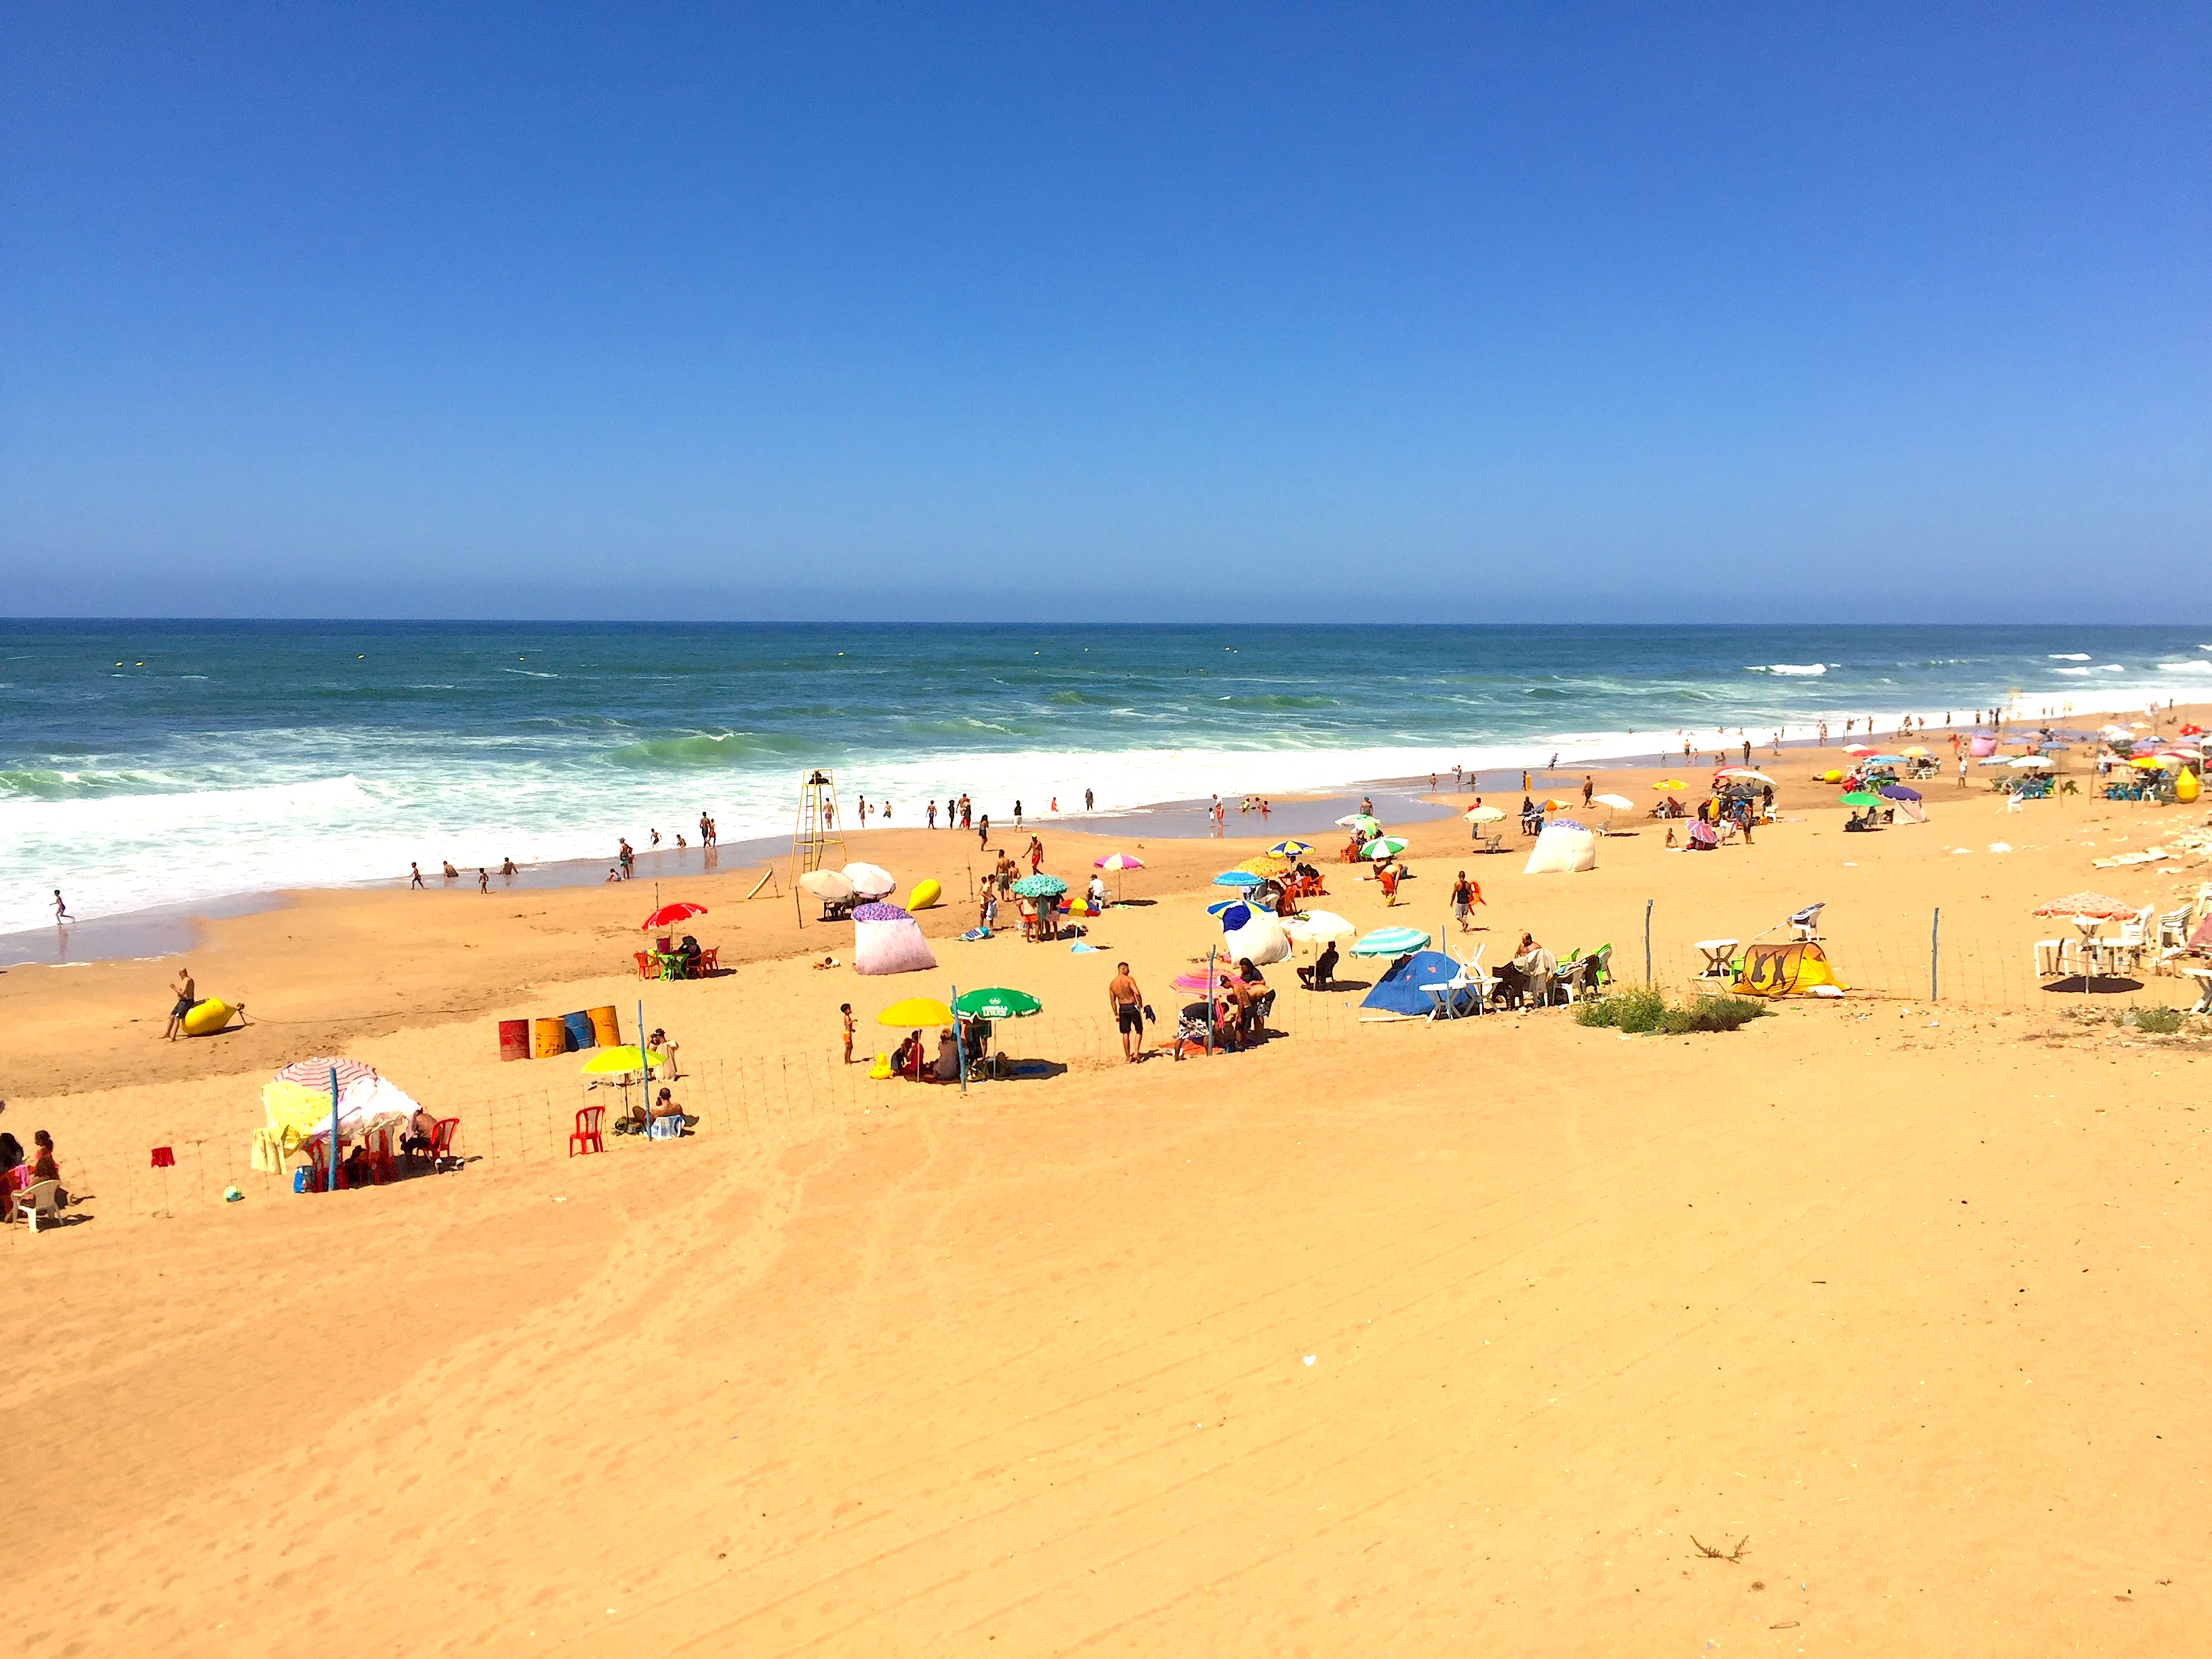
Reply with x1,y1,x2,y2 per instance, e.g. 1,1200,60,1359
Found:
1010,873,1067,898
1837,791,1880,807
1335,813,1380,832
1236,854,1291,877
1845,745,1876,757
579,1045,651,1075
1267,840,1313,859
640,901,707,930
273,1056,377,1089
842,862,897,898
1862,755,1908,766
1652,780,1685,791
1093,853,1144,870
1465,805,1505,823
1717,771,1776,785
1214,901,1253,931
1360,836,1409,859
1204,897,1244,918
1170,970,1222,994
1877,783,1922,801
1593,793,1634,810
1351,925,1429,957
1902,745,1931,758
1212,869,1264,888
876,995,954,1028
2129,756,2168,771
2033,891,2135,919
1284,909,1354,942
951,986,1040,1020
2009,755,2052,769
797,869,857,901
1224,913,1292,966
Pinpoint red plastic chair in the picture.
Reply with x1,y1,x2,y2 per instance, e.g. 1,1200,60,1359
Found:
427,1117,461,1172
633,950,653,980
569,1105,606,1158
364,1128,396,1185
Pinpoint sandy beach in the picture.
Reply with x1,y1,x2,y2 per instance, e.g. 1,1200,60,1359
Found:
5,713,2209,1655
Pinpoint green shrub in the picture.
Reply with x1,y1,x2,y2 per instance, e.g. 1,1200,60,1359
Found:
1574,987,1769,1035
2131,1006,2184,1035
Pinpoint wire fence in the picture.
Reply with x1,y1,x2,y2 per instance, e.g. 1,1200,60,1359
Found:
14,909,2202,1239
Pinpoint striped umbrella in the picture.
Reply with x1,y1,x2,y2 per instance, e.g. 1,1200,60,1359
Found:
274,1057,377,1088
1359,836,1408,859
1351,925,1429,957
1266,840,1313,859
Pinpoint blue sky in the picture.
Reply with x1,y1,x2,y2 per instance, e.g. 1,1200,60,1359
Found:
3,3,2206,621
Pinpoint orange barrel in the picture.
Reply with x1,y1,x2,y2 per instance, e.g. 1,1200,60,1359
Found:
562,1010,594,1050
497,1019,531,1062
531,1016,568,1059
586,1004,621,1046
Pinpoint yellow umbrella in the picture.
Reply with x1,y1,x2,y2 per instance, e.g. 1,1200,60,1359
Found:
1652,779,1685,791
1902,745,1931,757
581,1046,651,1074
877,996,954,1027
1236,854,1290,877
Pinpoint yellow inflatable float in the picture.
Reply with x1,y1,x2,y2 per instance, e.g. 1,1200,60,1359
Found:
2178,768,2200,804
907,878,942,911
181,998,243,1036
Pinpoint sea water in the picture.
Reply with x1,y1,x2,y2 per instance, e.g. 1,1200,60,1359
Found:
3,619,2207,939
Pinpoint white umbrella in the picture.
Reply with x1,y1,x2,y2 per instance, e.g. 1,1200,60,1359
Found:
1223,914,1292,966
797,869,857,901
842,861,897,898
1335,813,1380,832
1284,909,1354,942
1717,770,1776,785
1464,805,1505,823
1593,793,1634,810
2009,755,2052,770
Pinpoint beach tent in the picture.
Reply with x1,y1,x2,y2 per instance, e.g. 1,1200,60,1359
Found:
1523,819,1598,875
1734,943,1848,998
251,1069,420,1172
1223,913,1292,966
1359,950,1460,1019
853,901,938,976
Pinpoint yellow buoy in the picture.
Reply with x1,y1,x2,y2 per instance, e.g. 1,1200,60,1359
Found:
2177,768,2199,803
180,998,238,1036
907,878,942,911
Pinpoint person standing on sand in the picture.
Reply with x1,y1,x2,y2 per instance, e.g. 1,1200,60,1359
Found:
1450,869,1481,931
410,862,424,888
164,966,197,1042
478,868,489,893
1581,775,1593,809
1109,961,1146,1063
1085,787,1093,811
927,800,937,828
1013,798,1023,827
840,1004,855,1065
977,814,989,849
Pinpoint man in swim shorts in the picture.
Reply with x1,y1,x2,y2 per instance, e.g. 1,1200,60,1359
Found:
164,966,197,1042
1108,961,1145,1063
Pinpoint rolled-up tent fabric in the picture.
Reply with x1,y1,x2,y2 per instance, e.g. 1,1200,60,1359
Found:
1223,914,1292,966
853,901,938,976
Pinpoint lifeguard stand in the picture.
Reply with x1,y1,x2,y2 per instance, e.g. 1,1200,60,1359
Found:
793,769,846,878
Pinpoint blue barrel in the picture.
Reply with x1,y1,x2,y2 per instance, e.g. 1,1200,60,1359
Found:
563,1010,595,1051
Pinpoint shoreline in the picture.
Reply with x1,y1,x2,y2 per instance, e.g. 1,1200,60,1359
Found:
9,702,2201,969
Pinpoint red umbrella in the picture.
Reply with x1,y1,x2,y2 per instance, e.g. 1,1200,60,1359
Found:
2031,891,2135,919
641,902,708,930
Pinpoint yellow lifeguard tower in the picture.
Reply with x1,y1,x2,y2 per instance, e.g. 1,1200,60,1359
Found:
793,769,846,878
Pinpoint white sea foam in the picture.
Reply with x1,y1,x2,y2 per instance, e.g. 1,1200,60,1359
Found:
1746,663,1828,675
2156,660,2212,674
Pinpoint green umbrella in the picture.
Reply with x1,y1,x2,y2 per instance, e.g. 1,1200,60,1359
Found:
1010,873,1067,898
1360,836,1408,859
1837,791,1880,806
952,986,1042,1020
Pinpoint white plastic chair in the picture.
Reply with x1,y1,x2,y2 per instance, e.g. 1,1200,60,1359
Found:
12,1179,60,1233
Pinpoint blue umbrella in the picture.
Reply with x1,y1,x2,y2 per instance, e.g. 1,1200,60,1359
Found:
1878,783,1921,801
1212,870,1264,888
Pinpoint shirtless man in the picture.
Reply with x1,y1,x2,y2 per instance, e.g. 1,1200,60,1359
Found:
164,966,197,1042
1108,961,1145,1063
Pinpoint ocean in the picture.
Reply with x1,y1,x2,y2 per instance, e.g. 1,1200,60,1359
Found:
4,620,2207,943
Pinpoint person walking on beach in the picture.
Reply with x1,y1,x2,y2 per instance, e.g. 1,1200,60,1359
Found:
840,1003,855,1065
477,867,489,893
1013,799,1023,827
410,862,424,888
1581,775,1593,810
1084,787,1093,811
1027,836,1043,874
164,966,197,1042
52,890,72,923
1109,961,1146,1063
977,814,989,849
926,800,937,829
1450,870,1481,932
618,838,634,878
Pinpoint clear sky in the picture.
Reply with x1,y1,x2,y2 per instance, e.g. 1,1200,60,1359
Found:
3,3,2206,622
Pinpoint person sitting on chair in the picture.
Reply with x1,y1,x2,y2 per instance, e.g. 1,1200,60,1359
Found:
402,1105,438,1163
934,1027,961,1081
630,1086,691,1130
1298,940,1341,991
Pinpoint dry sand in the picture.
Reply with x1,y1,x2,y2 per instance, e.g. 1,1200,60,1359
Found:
4,714,2209,1654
